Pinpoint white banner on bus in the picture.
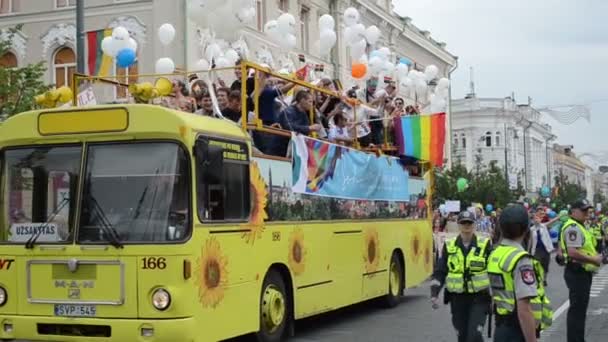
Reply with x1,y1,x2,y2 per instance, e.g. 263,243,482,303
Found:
77,87,97,106
9,223,60,243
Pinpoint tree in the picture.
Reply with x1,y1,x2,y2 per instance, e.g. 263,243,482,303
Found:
552,169,586,209
0,25,50,119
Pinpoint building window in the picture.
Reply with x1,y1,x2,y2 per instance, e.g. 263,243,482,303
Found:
461,133,466,148
485,131,492,147
453,134,458,149
0,0,13,14
0,51,17,68
495,131,501,146
256,0,265,31
299,6,309,50
52,47,76,88
55,0,76,8
278,0,288,12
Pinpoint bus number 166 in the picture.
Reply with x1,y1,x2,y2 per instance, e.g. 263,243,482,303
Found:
141,257,167,270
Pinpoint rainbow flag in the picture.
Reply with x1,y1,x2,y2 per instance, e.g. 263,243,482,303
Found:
86,28,113,76
393,113,446,166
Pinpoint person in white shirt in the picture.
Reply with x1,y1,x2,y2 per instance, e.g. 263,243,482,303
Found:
528,207,555,286
327,113,353,145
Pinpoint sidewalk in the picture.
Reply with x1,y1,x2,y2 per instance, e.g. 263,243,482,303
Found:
540,266,608,342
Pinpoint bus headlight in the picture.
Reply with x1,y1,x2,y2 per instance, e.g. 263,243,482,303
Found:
151,288,170,311
0,287,6,306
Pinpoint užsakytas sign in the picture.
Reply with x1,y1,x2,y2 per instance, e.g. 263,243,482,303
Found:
9,223,60,243
291,134,410,201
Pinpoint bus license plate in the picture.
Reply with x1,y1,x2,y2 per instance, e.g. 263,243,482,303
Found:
54,304,97,317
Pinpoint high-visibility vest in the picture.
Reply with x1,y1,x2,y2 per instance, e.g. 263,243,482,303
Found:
487,245,553,330
560,218,599,273
445,236,490,294
591,223,603,240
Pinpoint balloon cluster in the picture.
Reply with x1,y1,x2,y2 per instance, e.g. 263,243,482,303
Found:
318,14,337,56
264,13,297,50
396,64,449,113
35,87,74,108
128,77,173,103
187,0,255,41
155,23,177,74
101,26,138,68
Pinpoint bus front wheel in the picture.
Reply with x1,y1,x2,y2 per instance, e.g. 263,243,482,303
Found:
382,252,404,308
257,270,291,342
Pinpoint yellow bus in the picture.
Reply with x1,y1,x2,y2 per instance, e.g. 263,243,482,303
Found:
0,68,434,342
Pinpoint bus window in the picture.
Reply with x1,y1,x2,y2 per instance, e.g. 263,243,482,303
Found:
1,146,81,243
196,137,250,222
78,142,190,243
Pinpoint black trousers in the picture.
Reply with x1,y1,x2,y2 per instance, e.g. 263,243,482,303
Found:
564,265,593,342
450,294,489,342
494,322,525,342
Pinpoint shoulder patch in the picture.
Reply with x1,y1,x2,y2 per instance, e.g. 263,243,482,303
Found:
568,230,578,242
520,265,535,285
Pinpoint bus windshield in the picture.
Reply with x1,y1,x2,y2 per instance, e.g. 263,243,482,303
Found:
78,142,190,244
2,145,81,244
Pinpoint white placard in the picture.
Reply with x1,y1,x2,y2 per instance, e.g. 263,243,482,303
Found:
9,223,60,243
77,87,97,106
445,200,460,213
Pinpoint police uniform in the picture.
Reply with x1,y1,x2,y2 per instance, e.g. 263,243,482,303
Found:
561,200,600,342
430,211,491,342
489,239,552,342
590,221,603,253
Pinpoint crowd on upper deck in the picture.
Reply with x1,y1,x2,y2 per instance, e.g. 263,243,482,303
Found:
154,60,421,157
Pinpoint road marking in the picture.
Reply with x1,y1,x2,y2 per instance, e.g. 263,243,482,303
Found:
552,299,570,320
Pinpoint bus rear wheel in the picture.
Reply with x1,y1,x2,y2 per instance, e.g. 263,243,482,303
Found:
382,253,404,308
256,270,290,342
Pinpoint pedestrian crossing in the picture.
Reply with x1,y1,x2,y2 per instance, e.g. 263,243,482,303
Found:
590,267,608,298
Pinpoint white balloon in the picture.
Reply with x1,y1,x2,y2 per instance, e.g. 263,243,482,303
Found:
195,58,211,71
126,38,138,51
399,77,413,89
112,26,129,42
350,39,367,61
374,88,388,98
435,86,449,99
277,13,296,34
343,27,355,45
264,20,281,42
224,49,240,63
351,24,366,43
237,7,255,24
155,57,175,74
318,14,335,31
205,43,222,62
425,64,439,81
207,3,245,40
396,63,409,78
408,69,420,80
280,33,297,50
364,25,381,45
216,56,233,68
343,7,360,27
382,61,395,75
368,56,384,75
101,37,118,57
377,47,391,61
437,77,450,89
187,0,209,26
158,23,176,46
415,79,428,98
319,29,337,54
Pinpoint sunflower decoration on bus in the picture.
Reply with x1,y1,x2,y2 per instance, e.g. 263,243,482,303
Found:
409,227,422,264
363,228,380,274
241,161,268,244
422,235,433,273
288,228,307,276
196,237,229,308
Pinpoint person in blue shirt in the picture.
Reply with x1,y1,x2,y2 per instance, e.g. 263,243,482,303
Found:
273,90,323,156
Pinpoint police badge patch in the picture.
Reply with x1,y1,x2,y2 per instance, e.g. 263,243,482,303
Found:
568,230,577,242
520,265,535,285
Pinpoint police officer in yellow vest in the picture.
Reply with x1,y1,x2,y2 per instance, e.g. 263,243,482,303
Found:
488,204,552,342
430,211,491,342
561,199,603,342
590,214,604,253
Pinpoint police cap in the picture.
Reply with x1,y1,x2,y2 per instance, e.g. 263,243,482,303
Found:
570,199,593,211
499,204,529,228
458,211,475,224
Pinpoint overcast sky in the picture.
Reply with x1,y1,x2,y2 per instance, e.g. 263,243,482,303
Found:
393,0,608,158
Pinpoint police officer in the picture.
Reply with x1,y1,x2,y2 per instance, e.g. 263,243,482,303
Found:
488,204,552,342
430,210,491,342
561,199,603,342
590,214,604,253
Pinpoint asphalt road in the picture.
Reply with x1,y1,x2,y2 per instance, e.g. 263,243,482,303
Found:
228,258,575,342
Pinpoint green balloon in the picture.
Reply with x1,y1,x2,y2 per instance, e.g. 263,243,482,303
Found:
456,178,468,192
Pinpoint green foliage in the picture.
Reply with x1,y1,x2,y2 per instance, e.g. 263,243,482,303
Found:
0,25,50,118
552,169,586,209
433,160,515,210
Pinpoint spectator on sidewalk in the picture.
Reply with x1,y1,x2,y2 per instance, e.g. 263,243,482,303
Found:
529,207,555,286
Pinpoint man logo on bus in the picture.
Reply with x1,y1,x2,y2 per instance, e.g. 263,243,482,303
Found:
67,258,79,273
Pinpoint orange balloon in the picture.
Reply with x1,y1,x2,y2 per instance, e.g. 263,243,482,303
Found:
351,62,367,79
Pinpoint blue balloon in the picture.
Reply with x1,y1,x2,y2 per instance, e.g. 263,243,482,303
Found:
370,50,381,58
540,186,550,197
116,48,136,68
485,204,493,212
548,210,557,218
399,57,412,65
